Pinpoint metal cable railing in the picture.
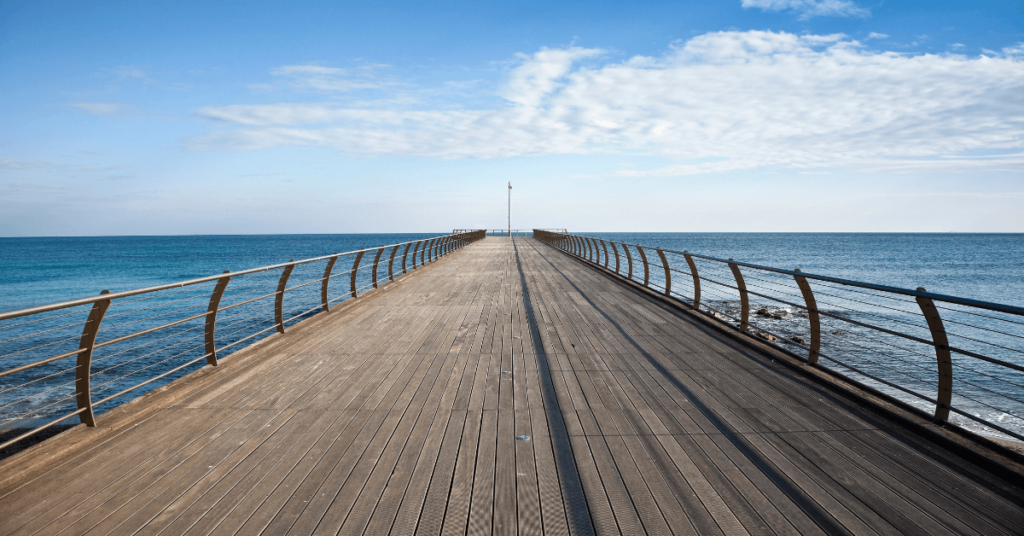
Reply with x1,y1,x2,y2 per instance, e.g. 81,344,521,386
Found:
0,230,486,452
533,230,1024,445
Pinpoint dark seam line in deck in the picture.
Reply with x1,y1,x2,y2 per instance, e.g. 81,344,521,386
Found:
529,239,852,535
513,237,596,536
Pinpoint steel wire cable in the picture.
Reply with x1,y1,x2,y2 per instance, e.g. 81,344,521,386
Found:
817,315,937,362
102,289,212,321
0,333,83,362
216,310,274,333
94,351,211,407
90,321,205,365
0,361,80,397
0,308,91,332
214,290,281,314
944,405,1024,442
696,286,941,402
820,328,946,381
943,364,1024,411
3,390,82,422
0,374,80,412
932,314,1024,343
215,322,279,354
98,300,210,334
945,387,1024,424
282,302,329,327
91,340,206,392
734,278,808,305
0,319,89,347
949,360,1024,392
812,281,925,314
215,315,275,340
101,283,218,308
815,349,939,405
213,301,268,326
667,267,695,278
934,304,1024,327
216,289,280,309
942,329,1024,357
92,329,206,377
800,288,929,328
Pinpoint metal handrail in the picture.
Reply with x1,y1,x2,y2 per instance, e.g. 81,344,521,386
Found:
533,230,1024,444
0,230,486,452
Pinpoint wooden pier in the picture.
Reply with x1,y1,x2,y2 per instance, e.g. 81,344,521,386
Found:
1,237,1022,535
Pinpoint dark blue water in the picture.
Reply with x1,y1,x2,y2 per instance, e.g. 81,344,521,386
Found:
0,234,440,313
588,233,1024,307
1,233,1022,442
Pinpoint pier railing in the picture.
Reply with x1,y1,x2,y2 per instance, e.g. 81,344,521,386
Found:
534,230,1024,444
0,230,485,452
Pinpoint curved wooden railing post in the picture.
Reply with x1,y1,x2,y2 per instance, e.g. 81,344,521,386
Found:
622,244,633,280
205,271,231,365
656,249,671,296
601,240,609,269
612,242,620,274
371,247,385,288
727,259,749,331
350,251,365,298
589,238,599,264
422,239,431,265
275,261,295,334
569,236,577,256
76,289,110,426
402,242,412,273
321,255,338,312
684,252,701,310
916,287,953,422
792,269,820,364
637,246,650,287
412,241,422,269
388,245,399,281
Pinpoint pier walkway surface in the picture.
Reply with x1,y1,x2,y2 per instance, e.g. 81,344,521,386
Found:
1,237,1022,535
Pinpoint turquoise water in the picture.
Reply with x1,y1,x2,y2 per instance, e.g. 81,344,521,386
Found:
1,233,1022,439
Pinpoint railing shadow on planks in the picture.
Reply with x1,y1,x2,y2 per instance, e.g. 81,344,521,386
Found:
533,229,1024,447
0,231,486,452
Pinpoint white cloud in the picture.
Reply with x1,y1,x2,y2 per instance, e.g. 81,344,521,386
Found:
70,102,129,116
501,47,605,107
190,31,1024,176
867,32,888,40
740,0,869,19
267,63,386,92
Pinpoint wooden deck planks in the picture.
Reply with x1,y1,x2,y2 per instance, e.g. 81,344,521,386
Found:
0,236,1021,535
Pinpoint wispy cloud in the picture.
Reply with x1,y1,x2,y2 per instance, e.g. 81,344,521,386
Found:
189,30,1024,177
105,65,190,91
259,63,389,93
740,0,869,19
867,32,888,40
69,102,130,116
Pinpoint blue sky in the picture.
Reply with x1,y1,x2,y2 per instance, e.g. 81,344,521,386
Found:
1,0,1022,235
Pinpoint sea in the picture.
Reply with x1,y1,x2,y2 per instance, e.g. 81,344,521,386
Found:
2,233,1023,443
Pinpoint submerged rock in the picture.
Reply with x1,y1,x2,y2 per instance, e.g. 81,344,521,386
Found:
790,336,806,344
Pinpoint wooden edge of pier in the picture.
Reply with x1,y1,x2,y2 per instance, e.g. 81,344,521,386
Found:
0,239,478,494
537,238,1024,483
